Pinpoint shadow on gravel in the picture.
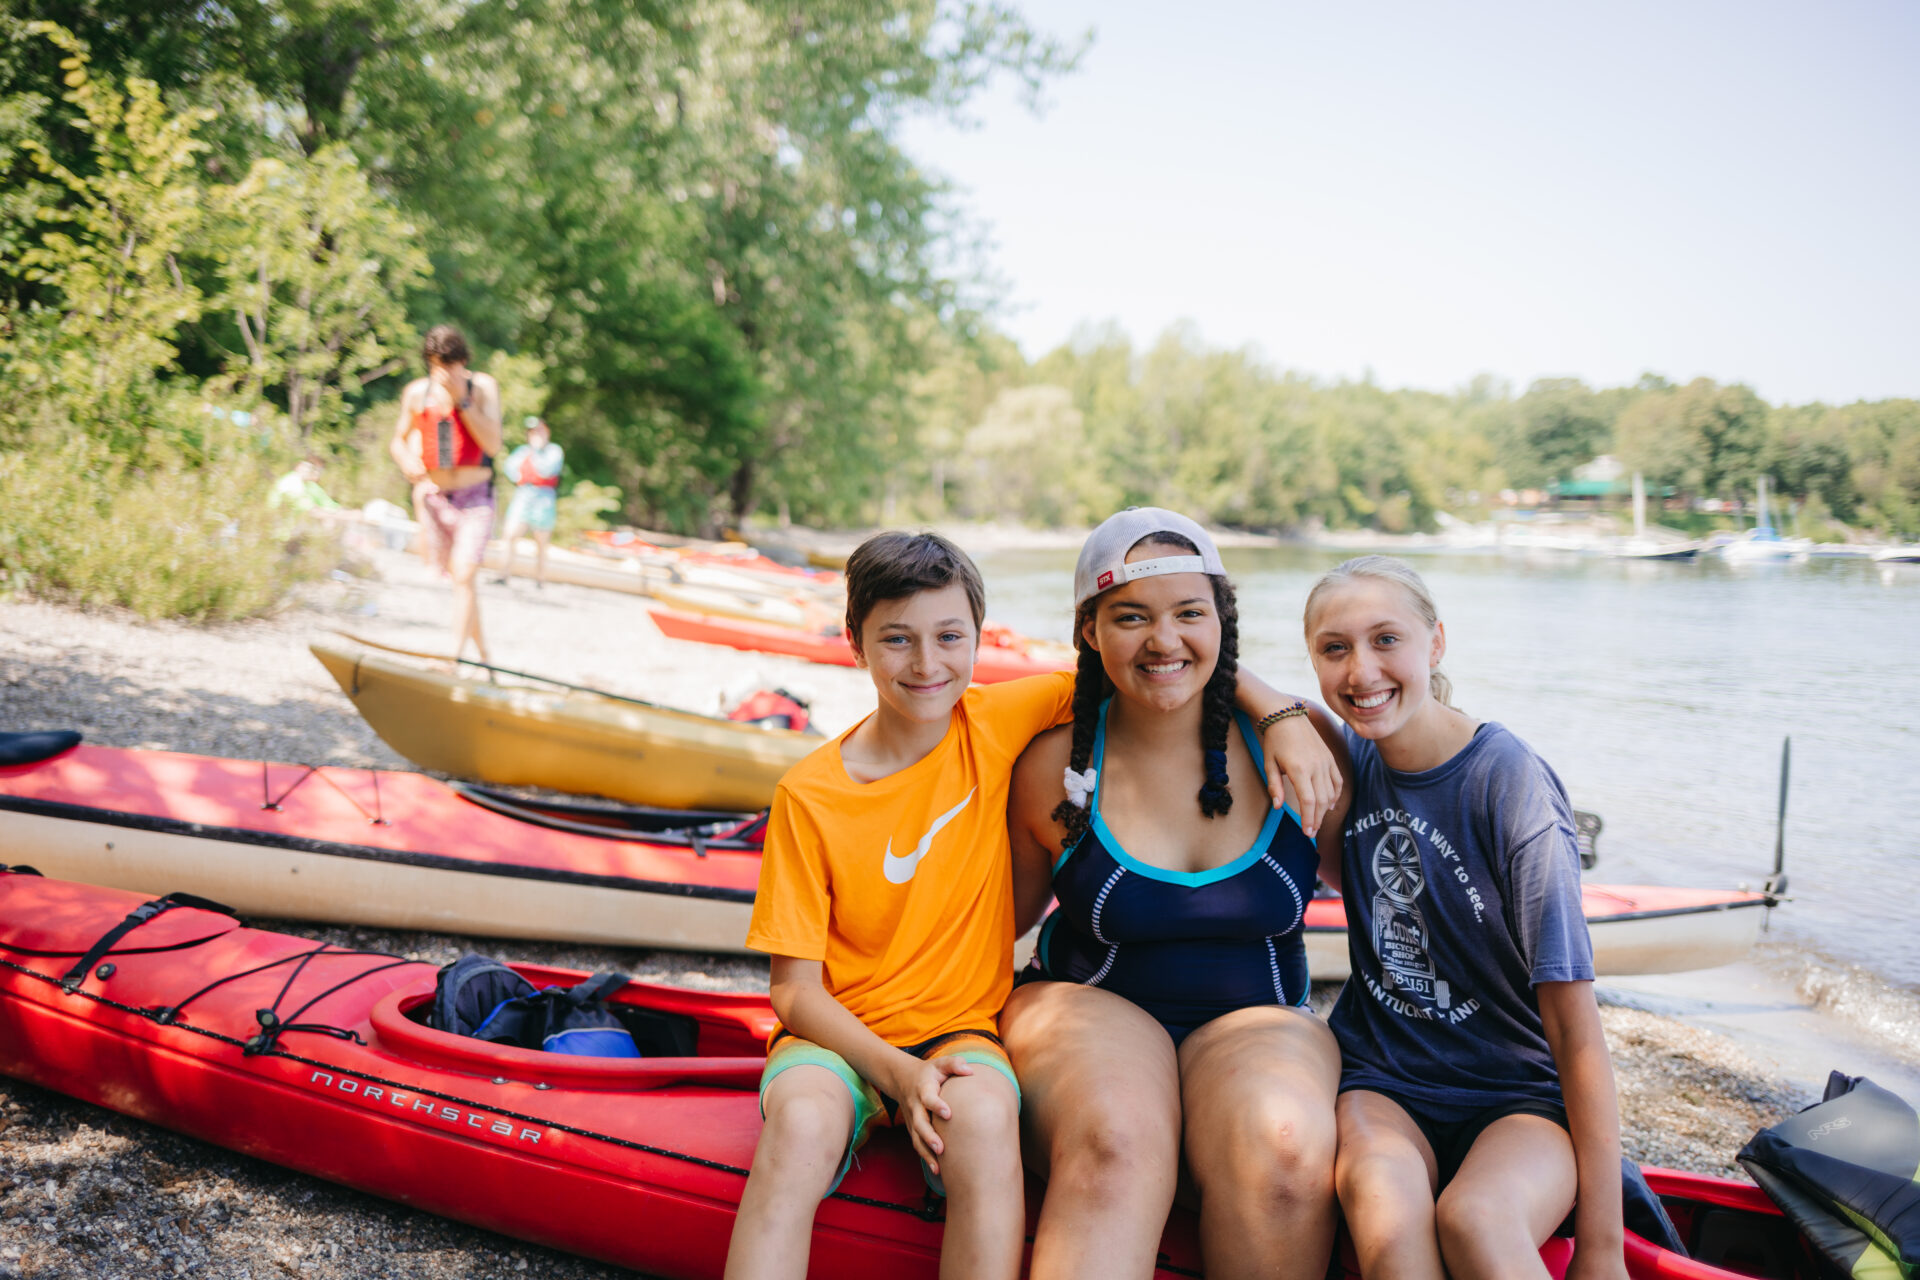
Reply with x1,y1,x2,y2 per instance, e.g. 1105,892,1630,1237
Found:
0,659,405,771
0,1078,641,1279
1605,1006,1808,1178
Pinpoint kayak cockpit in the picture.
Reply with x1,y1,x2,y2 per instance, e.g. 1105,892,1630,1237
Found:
369,963,775,1089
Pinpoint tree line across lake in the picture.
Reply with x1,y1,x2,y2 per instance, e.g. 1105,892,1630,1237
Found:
1,3,1913,618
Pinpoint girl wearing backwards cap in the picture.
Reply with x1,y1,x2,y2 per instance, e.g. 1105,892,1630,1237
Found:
1003,508,1349,1280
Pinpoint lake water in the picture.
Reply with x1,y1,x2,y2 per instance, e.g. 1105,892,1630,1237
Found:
975,546,1920,1002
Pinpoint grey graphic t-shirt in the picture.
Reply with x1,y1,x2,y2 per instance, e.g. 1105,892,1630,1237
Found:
1329,721,1594,1121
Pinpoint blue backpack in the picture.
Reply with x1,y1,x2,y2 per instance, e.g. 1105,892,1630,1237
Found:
428,954,639,1058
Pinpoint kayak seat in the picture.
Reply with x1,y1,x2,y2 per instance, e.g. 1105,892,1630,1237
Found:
0,730,82,766
1573,809,1602,870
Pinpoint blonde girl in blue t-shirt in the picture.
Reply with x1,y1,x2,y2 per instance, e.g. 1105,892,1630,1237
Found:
1304,556,1628,1280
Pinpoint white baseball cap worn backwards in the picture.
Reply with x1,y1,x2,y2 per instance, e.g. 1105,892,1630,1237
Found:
1073,507,1228,608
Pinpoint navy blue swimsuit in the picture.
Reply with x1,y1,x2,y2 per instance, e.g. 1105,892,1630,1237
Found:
1029,702,1321,1043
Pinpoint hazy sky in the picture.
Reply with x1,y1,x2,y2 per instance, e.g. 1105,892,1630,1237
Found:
896,1,1918,406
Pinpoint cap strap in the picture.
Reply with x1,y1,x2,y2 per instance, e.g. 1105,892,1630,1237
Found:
1121,554,1205,583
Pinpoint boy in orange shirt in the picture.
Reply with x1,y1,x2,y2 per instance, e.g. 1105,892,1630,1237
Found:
725,531,1339,1280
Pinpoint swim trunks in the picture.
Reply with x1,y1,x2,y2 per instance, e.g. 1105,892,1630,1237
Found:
504,483,557,533
419,480,495,573
759,1028,1019,1197
1347,1086,1569,1190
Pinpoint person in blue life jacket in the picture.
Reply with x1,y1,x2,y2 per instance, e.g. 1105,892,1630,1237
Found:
1001,508,1350,1280
1304,555,1627,1280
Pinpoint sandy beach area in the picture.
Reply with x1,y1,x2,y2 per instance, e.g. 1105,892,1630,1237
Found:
0,538,1833,1278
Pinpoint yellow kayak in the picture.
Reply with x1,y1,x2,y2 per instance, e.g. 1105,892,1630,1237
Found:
310,635,817,811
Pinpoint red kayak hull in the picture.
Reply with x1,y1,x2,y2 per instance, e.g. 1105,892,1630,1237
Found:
0,871,1798,1278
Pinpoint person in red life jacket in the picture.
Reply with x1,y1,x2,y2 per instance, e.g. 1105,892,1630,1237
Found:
496,416,563,588
388,325,504,663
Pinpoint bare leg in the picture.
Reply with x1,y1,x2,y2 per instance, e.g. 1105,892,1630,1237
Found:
411,482,435,566
1335,1091,1443,1280
1434,1117,1576,1280
1000,981,1181,1280
724,1066,857,1280
497,516,521,584
928,1068,1024,1280
1178,1006,1340,1280
533,527,551,586
450,558,487,664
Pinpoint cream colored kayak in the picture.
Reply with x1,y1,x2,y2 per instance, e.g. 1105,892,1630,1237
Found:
1300,882,1771,981
311,635,817,811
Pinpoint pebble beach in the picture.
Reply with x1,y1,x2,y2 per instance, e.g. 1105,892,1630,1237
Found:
0,538,1818,1279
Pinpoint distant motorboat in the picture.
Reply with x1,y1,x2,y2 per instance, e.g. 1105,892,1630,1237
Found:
1609,473,1702,560
1871,544,1920,563
1718,477,1812,561
1613,539,1701,561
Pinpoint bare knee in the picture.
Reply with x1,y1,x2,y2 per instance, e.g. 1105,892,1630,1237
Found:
1192,1098,1336,1208
758,1092,853,1175
939,1077,1020,1150
1050,1099,1177,1190
1434,1184,1510,1260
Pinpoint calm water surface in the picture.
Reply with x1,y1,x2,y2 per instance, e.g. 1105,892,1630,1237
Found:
976,547,1920,992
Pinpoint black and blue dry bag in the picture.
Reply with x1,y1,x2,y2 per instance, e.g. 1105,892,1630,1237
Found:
429,954,640,1058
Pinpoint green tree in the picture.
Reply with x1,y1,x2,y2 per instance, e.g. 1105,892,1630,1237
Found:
2,22,210,450
211,143,432,439
1615,378,1769,499
1508,377,1611,485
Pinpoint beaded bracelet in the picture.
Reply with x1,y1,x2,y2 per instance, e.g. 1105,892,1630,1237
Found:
1255,701,1308,732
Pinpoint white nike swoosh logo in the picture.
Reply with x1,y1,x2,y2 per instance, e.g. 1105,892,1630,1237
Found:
882,789,976,884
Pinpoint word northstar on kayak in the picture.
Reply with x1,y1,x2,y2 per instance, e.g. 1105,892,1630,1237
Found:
305,1070,547,1144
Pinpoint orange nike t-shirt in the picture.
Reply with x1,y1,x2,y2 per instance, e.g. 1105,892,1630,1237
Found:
745,670,1076,1047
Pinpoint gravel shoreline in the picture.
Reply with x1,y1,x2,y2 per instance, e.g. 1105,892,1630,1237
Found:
0,543,1811,1277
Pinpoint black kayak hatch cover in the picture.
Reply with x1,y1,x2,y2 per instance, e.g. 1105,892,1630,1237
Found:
0,730,82,767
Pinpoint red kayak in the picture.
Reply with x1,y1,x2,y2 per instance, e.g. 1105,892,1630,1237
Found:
0,741,1770,974
0,742,764,953
0,870,1815,1278
648,605,1073,684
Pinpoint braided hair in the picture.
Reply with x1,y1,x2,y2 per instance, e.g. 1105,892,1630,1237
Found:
1049,605,1111,844
1051,534,1241,844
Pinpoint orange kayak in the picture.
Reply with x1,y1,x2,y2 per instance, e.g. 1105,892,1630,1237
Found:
648,606,1074,684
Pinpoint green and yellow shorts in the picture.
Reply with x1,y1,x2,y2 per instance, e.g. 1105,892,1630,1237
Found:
759,1028,1021,1197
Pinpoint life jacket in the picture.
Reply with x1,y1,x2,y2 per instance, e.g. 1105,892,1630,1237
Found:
516,448,560,488
1739,1072,1920,1278
413,395,486,470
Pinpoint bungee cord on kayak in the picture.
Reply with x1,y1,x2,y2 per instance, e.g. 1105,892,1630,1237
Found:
0,872,960,1228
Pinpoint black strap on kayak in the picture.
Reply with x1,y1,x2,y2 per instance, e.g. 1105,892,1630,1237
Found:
259,761,389,826
60,893,238,994
149,942,413,1055
0,950,1038,1236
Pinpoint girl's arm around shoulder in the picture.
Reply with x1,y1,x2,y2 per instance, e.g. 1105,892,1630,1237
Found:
1233,666,1343,837
1539,980,1628,1280
1009,724,1073,936
1307,704,1352,894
